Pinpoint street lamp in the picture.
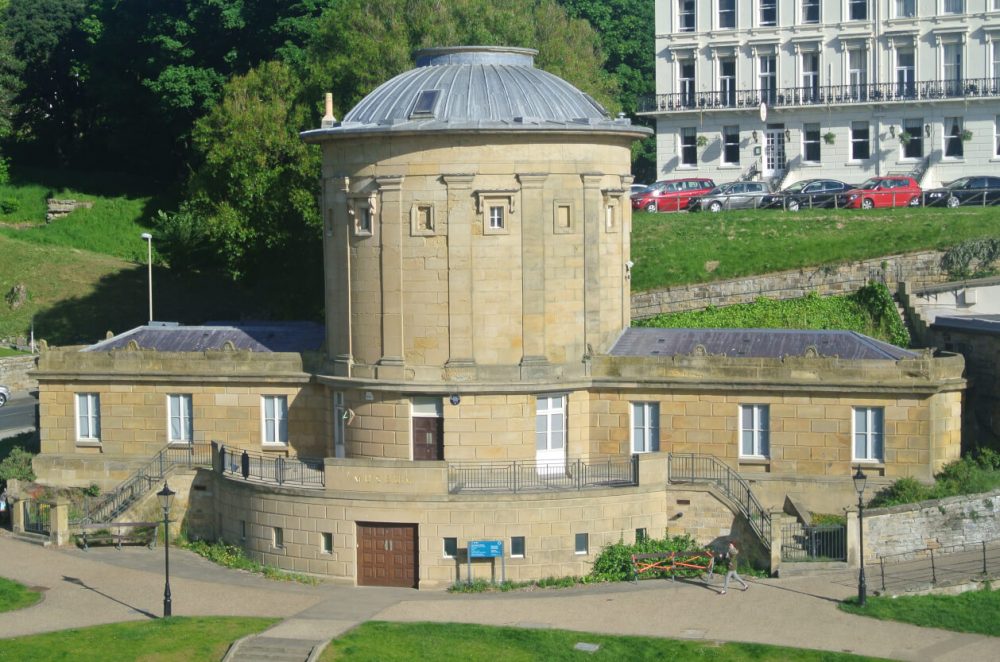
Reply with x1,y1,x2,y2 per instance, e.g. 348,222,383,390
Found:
157,481,175,617
141,232,153,322
853,465,868,607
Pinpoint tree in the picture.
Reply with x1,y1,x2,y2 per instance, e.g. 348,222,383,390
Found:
0,29,21,182
160,60,323,316
305,0,619,120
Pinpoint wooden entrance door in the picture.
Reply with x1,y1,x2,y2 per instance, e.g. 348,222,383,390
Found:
357,523,419,588
412,416,443,460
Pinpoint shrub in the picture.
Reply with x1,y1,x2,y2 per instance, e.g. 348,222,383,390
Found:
0,447,36,482
0,198,18,214
868,476,932,508
868,451,1000,508
590,533,700,582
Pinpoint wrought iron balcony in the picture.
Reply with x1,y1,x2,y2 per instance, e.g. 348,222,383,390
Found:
638,77,1000,114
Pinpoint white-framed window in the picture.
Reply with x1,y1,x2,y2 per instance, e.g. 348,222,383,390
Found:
902,118,924,159
895,0,915,17
262,395,289,445
853,407,884,461
760,0,777,25
535,394,567,452
943,43,962,95
511,536,525,558
679,59,695,106
678,0,695,32
321,532,333,554
993,42,1000,79
896,49,915,97
739,405,770,458
720,58,736,105
575,532,589,555
802,52,820,101
476,192,515,235
942,0,964,14
759,55,777,104
802,0,820,23
443,537,458,558
851,120,870,160
168,394,193,444
944,116,964,158
681,127,697,165
719,0,736,28
636,528,648,543
848,48,867,93
803,123,821,162
995,115,1000,157
723,125,741,164
76,393,101,441
489,205,504,230
849,0,867,20
631,402,660,453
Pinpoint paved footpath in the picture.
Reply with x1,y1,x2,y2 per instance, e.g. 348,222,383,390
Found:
0,533,997,661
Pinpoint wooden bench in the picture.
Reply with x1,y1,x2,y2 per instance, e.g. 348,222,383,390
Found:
78,522,159,550
631,550,715,583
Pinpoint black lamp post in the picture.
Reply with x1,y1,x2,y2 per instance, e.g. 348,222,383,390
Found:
853,465,868,607
157,481,175,617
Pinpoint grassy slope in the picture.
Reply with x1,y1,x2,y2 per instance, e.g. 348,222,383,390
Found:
630,206,1000,292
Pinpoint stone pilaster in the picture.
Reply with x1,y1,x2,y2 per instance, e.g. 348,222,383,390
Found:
517,173,549,376
443,174,476,378
376,175,406,380
581,173,604,359
328,176,353,377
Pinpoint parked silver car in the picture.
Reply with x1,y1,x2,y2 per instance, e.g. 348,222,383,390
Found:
0,385,9,407
690,181,772,212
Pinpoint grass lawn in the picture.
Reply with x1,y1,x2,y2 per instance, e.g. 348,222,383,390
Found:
320,621,883,661
0,577,43,613
839,587,1000,637
630,206,1000,292
0,616,278,662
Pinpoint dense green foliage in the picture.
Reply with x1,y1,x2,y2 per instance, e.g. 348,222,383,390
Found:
636,283,910,348
322,621,878,662
0,431,38,485
939,237,1000,280
182,539,319,584
0,576,42,613
840,586,1000,637
0,616,278,662
589,533,702,582
867,450,1000,508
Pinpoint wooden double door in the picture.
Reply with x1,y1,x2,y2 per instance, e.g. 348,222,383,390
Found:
357,523,418,588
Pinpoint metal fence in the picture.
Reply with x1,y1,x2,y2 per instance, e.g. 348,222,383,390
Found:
781,521,847,562
23,500,50,535
219,445,325,488
448,456,638,493
667,453,771,549
872,539,1000,594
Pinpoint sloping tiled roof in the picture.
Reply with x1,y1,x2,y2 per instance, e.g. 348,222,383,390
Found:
83,322,324,353
610,328,917,360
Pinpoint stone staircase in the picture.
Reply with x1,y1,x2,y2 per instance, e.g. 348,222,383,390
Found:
224,636,321,662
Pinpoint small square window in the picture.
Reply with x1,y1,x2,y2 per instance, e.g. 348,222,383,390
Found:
636,528,647,543
443,537,458,558
511,536,525,558
273,527,284,549
489,206,504,230
410,203,436,236
350,194,377,237
575,532,589,555
321,531,333,554
476,191,516,235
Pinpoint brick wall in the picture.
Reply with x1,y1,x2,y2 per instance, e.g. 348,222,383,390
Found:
0,355,38,392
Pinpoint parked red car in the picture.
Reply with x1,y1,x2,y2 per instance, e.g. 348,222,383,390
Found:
631,178,716,212
838,176,922,209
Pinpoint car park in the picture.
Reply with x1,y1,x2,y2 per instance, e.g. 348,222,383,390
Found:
689,181,771,212
923,176,1000,208
630,178,715,212
761,179,852,211
838,176,921,209
0,385,8,407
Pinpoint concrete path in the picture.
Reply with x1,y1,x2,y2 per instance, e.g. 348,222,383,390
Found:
0,532,996,661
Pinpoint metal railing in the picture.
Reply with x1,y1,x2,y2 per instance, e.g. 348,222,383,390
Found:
667,453,771,549
448,455,639,493
74,443,212,525
219,445,325,488
781,521,847,562
873,539,1000,594
638,77,1000,113
23,500,51,535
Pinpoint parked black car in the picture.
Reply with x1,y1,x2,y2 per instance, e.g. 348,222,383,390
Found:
761,179,852,211
923,176,1000,208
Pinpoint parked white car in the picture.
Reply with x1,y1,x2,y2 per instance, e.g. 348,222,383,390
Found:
0,385,9,407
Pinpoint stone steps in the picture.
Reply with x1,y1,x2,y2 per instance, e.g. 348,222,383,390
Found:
225,636,318,662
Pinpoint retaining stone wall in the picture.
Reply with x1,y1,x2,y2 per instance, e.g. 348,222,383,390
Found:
0,355,38,393
865,489,1000,559
632,250,948,319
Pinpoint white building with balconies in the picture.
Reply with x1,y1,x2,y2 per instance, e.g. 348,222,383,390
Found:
641,1,1000,189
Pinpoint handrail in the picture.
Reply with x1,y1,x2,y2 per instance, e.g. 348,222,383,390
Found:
639,77,1000,113
448,455,639,493
74,443,212,525
218,444,325,488
667,453,771,550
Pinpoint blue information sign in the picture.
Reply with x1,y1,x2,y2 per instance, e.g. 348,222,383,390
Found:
469,539,504,558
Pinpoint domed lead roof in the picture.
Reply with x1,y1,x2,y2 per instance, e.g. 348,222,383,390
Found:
303,46,647,138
